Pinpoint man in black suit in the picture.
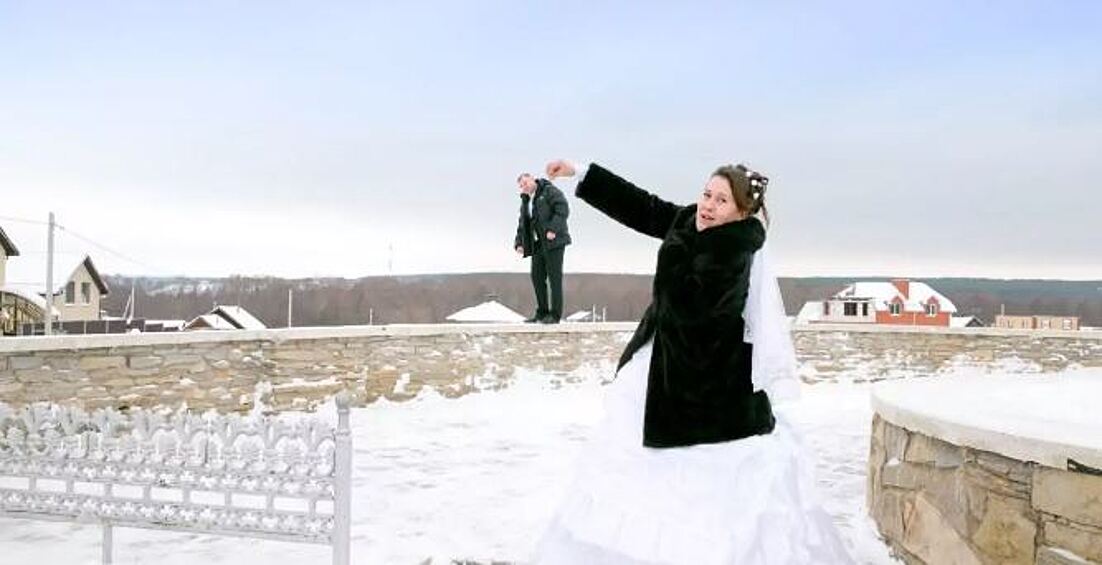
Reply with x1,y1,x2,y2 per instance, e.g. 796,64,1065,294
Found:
514,173,571,323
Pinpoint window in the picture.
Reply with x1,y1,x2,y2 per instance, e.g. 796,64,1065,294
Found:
925,303,938,316
81,282,91,304
844,302,858,316
65,282,75,305
1040,319,1051,330
823,301,831,316
1063,319,1073,330
862,303,869,317
889,302,903,316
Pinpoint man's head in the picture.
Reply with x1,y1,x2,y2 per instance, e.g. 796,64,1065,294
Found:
517,173,537,194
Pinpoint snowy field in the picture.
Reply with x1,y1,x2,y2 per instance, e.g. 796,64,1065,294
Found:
0,363,901,564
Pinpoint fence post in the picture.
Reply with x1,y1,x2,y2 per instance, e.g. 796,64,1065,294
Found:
102,523,113,564
333,391,352,565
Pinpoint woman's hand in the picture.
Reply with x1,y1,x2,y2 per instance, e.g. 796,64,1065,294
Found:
545,159,576,179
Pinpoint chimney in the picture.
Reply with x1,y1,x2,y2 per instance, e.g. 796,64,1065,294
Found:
891,278,910,299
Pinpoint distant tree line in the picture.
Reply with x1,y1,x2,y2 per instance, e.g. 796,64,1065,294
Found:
101,274,1102,328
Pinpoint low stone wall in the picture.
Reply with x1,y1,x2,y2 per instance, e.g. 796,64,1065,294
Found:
869,377,1102,564
0,324,634,412
792,324,1102,380
0,323,1100,413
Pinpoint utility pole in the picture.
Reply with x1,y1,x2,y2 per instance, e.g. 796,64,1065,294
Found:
287,288,294,328
44,212,55,336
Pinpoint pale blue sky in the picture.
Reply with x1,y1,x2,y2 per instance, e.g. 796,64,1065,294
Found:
2,1,1100,278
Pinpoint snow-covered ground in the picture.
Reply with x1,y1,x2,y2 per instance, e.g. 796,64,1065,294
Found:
1,365,903,564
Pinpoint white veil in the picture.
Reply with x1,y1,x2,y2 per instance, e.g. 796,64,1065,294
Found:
742,238,801,404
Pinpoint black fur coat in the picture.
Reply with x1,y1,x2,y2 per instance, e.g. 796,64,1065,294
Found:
576,163,775,448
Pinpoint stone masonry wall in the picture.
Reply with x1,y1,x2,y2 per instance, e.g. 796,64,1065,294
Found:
0,323,1100,413
868,415,1102,565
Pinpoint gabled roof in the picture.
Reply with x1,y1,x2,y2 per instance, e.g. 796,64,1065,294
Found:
186,313,239,330
211,305,267,330
3,253,109,296
185,305,267,331
834,281,957,314
0,226,19,256
445,300,525,323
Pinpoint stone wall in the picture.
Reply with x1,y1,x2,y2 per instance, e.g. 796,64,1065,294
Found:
0,324,634,412
869,415,1102,564
792,325,1102,381
1,323,1100,413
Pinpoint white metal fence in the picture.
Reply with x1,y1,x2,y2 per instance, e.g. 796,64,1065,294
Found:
0,394,352,565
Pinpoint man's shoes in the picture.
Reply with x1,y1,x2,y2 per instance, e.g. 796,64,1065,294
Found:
539,316,560,324
524,315,544,323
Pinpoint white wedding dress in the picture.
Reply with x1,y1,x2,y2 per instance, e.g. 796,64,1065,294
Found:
532,244,854,565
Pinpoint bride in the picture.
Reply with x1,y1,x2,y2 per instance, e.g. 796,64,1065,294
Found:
532,160,853,565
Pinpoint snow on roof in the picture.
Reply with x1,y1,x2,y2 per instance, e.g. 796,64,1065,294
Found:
186,313,238,330
835,281,957,314
2,253,108,296
446,300,525,323
565,310,595,322
950,316,982,328
213,305,267,330
0,285,57,315
794,301,823,325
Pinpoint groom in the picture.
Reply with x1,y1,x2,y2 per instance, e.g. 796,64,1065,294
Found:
514,172,571,323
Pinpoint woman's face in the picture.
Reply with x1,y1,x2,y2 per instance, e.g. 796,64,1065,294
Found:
696,175,744,231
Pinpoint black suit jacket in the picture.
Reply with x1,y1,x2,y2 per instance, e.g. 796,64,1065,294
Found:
515,179,572,257
576,163,774,448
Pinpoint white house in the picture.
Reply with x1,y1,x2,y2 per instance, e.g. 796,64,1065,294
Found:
1,241,109,334
799,279,957,327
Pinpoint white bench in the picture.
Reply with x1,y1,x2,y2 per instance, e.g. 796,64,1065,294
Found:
0,393,352,565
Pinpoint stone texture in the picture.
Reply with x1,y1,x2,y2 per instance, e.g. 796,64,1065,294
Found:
871,419,1102,565
1036,545,1096,565
128,356,163,369
901,493,983,565
1044,521,1102,563
78,356,126,370
8,356,43,370
1034,467,1102,529
971,493,1036,564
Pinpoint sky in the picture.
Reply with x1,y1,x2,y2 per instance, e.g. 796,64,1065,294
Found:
2,1,1100,280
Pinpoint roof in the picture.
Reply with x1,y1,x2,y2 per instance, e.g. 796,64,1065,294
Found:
445,300,525,323
794,301,823,325
0,285,57,316
0,226,19,256
950,316,982,328
212,305,267,330
2,253,109,296
565,310,596,322
186,313,239,330
835,281,957,314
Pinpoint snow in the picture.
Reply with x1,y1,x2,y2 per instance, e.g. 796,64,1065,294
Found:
873,369,1102,470
188,312,238,330
445,300,525,323
837,281,958,314
948,316,979,328
794,301,823,325
0,365,902,564
214,305,267,330
565,310,595,322
0,284,56,315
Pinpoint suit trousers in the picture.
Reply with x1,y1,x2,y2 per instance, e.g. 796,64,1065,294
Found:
531,244,565,320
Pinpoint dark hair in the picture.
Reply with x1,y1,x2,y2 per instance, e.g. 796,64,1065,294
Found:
711,164,770,224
